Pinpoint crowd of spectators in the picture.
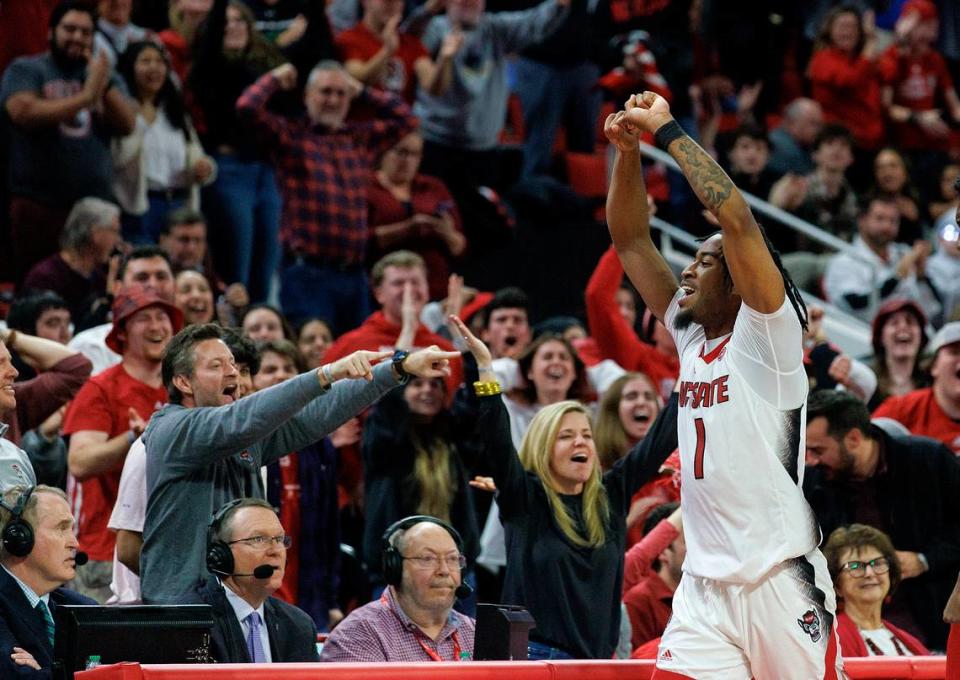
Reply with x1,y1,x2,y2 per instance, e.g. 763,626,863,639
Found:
1,0,960,670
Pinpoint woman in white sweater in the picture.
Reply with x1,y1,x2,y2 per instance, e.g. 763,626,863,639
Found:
113,41,216,244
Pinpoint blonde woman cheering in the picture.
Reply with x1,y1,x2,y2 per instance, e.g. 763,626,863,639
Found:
451,316,678,659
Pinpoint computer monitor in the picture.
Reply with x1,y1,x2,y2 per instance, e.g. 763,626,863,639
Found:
53,604,215,680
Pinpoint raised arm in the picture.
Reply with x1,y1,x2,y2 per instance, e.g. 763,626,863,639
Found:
450,315,530,515
236,65,293,147
623,91,784,313
603,109,678,322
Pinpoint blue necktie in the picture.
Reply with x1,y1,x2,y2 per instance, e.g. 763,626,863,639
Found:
245,611,266,663
36,601,55,647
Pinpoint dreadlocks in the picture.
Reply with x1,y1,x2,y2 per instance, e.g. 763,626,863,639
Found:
702,225,809,332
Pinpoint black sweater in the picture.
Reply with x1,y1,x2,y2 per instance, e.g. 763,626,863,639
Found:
477,391,679,658
362,388,482,579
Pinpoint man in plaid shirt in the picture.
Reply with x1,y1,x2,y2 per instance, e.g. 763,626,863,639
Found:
320,520,475,662
237,61,417,334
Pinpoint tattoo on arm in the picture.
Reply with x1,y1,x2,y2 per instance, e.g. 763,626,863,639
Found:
671,136,735,213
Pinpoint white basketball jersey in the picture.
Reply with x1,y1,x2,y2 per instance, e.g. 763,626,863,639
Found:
665,290,819,583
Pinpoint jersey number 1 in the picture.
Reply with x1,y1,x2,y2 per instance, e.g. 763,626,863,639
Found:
694,418,706,480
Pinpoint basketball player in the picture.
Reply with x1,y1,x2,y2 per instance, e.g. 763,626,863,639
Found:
604,91,842,679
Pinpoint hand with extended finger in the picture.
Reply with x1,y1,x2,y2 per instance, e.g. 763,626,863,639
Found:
623,90,674,134
402,345,462,378
448,315,492,368
324,350,393,383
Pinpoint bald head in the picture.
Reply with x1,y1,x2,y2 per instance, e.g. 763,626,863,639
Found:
782,98,823,147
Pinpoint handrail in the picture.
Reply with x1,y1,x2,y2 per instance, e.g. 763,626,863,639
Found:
648,214,873,357
638,142,873,262
638,141,882,321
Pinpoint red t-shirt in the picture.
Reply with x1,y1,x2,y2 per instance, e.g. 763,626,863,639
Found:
877,44,955,150
335,23,428,104
872,387,960,455
808,47,885,150
273,453,301,606
63,364,167,561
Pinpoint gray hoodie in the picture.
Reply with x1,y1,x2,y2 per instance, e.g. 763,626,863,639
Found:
140,363,400,603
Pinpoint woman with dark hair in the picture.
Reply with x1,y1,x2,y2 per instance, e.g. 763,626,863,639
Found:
868,298,930,410
240,303,296,342
174,270,216,326
296,317,334,369
113,41,216,243
807,5,884,157
189,0,335,303
824,524,930,657
870,147,927,244
451,315,678,659
509,333,592,422
367,131,466,300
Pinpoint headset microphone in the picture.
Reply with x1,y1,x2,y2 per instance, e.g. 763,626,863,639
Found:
232,564,276,579
455,581,473,600
74,551,88,567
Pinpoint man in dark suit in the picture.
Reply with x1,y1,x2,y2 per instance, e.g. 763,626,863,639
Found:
181,498,319,663
0,485,95,677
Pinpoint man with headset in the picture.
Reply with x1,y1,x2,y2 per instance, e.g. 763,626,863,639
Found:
0,485,94,676
321,515,475,662
180,498,318,663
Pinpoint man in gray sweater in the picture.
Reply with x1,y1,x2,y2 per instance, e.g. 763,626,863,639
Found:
140,323,458,603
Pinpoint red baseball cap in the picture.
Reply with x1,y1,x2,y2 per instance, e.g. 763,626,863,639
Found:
106,284,184,354
901,0,938,22
870,298,928,357
461,291,494,324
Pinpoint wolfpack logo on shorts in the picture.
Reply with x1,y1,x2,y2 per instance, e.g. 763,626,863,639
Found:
665,291,820,583
798,609,822,642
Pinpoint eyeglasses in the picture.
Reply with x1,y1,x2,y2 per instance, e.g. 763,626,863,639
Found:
402,554,467,571
840,557,890,578
228,535,292,550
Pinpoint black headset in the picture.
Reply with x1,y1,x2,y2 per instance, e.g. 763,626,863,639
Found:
0,487,35,557
205,499,245,577
381,515,472,599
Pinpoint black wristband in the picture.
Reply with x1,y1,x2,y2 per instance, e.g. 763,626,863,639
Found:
654,120,686,150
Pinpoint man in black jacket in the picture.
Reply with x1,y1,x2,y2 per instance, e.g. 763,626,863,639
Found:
180,498,319,663
804,390,960,649
0,485,95,678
